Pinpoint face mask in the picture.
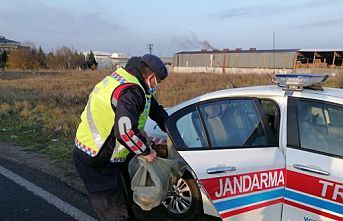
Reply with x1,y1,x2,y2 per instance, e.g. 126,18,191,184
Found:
147,75,158,94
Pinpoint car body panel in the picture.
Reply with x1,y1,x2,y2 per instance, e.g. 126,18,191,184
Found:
144,84,343,220
177,148,285,220
163,96,285,220
282,149,343,221
282,96,343,221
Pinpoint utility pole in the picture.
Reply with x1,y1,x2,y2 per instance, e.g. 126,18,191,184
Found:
147,43,153,54
273,32,276,74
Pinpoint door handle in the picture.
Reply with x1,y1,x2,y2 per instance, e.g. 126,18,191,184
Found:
293,164,331,176
206,166,236,174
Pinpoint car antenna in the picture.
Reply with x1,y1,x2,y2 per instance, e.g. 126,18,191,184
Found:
226,72,236,88
219,61,236,88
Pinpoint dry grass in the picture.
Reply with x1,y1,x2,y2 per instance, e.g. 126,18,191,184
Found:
158,73,274,106
0,70,342,161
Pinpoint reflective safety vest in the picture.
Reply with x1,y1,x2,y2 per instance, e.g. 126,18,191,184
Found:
75,68,151,162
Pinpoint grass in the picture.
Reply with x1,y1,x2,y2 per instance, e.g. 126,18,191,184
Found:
0,70,108,162
0,70,342,162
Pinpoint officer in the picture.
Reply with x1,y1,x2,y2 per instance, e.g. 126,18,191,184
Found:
73,54,169,221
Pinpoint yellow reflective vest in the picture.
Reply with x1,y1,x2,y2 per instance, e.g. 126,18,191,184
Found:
75,68,151,162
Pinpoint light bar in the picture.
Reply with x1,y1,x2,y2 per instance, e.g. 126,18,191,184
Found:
273,74,329,91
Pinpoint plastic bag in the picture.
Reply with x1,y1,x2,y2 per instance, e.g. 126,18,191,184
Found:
167,139,187,178
129,141,188,211
129,156,172,211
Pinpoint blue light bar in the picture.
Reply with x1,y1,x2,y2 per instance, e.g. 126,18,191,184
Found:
273,74,329,91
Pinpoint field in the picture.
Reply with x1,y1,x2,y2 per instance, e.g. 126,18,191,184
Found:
0,70,342,162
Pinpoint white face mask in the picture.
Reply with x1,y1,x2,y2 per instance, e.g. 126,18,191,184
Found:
147,75,158,94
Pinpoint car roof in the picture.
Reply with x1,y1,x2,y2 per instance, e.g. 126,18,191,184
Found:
167,85,343,113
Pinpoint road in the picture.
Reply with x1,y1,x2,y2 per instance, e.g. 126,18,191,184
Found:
0,157,98,221
0,143,220,221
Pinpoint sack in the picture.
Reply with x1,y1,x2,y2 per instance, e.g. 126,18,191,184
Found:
129,156,172,211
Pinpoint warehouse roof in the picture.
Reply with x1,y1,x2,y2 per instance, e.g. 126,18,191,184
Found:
176,49,343,55
176,49,299,54
0,36,20,45
299,49,343,52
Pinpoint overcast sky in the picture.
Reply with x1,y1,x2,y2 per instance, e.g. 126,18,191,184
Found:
1,0,342,56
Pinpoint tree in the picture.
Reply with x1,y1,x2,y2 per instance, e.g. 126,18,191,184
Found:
55,46,73,70
6,48,41,70
0,51,8,68
5,45,88,70
46,52,57,69
70,52,86,70
7,48,30,69
45,47,88,70
79,52,88,70
37,46,47,69
86,51,98,70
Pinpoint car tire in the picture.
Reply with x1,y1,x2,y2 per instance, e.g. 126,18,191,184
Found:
154,175,202,221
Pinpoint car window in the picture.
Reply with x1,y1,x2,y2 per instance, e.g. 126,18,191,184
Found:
198,99,268,147
297,100,343,157
175,109,207,148
261,99,279,143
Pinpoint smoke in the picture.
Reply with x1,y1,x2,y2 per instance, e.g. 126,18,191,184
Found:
199,40,216,50
171,33,217,51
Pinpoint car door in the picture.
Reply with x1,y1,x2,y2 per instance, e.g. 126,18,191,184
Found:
283,97,343,221
165,97,285,221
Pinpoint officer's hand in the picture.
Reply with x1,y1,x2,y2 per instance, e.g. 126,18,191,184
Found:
140,129,149,139
143,149,157,162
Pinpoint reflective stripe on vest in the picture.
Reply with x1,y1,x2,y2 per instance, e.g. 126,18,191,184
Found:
110,144,130,163
87,93,104,149
75,68,151,162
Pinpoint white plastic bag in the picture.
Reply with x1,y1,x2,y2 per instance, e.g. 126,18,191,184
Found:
129,156,172,211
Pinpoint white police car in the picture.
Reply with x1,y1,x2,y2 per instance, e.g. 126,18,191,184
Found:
145,74,343,221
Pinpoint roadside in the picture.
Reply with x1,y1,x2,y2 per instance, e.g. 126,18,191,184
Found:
0,141,86,194
0,141,218,221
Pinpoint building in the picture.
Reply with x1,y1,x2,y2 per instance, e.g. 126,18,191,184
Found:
297,49,343,68
111,53,128,69
109,54,173,70
93,51,113,69
173,49,343,74
83,51,129,69
0,36,21,52
160,57,173,66
83,51,112,69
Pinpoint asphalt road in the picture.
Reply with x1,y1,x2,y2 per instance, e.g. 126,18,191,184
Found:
0,144,220,221
0,157,98,221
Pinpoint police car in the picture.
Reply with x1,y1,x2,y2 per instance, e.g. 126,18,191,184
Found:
144,74,343,221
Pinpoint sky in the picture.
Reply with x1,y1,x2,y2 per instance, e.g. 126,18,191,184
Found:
1,0,343,56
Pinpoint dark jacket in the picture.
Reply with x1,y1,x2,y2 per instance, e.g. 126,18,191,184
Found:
112,58,168,156
74,58,168,166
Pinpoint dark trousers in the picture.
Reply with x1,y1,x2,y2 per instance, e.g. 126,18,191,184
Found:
73,148,136,221
89,188,128,221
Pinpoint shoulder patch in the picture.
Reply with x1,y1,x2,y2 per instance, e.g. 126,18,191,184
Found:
112,83,137,101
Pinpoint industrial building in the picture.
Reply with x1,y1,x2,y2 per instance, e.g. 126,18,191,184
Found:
83,51,128,69
297,49,343,68
88,51,174,70
173,49,343,74
0,36,21,52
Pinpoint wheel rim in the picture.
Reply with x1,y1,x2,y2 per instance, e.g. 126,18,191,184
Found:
162,178,192,214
